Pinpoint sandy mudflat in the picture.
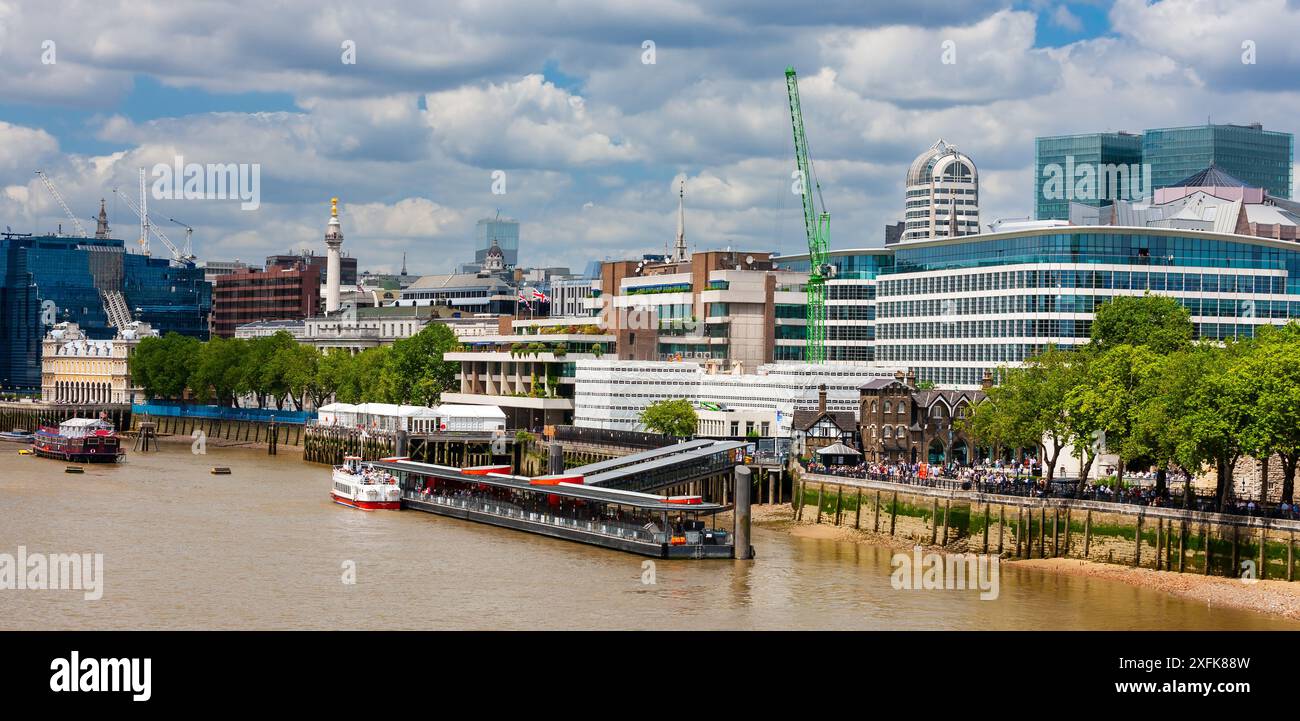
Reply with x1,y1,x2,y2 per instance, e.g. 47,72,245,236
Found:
749,503,1300,621
1011,557,1300,621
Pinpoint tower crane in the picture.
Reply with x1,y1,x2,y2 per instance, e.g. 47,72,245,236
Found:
784,67,831,364
167,217,195,259
34,170,89,238
111,171,194,265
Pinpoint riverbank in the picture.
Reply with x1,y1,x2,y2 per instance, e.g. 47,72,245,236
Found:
141,432,304,454
749,503,1300,622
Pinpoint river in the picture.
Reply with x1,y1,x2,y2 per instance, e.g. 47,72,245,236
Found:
2,445,1295,630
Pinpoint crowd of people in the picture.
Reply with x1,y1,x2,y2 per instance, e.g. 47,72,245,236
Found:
802,457,1300,520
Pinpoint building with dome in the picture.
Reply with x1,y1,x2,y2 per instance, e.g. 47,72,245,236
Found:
902,140,980,243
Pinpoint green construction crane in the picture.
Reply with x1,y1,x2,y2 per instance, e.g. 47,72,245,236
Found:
784,66,830,364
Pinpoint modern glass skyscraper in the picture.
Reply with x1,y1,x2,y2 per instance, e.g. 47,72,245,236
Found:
0,233,212,393
474,217,520,268
1143,124,1293,200
1035,132,1143,220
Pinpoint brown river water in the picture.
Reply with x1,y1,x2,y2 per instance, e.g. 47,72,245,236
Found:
2,445,1296,630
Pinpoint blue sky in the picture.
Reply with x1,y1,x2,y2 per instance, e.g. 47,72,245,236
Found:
0,0,1296,273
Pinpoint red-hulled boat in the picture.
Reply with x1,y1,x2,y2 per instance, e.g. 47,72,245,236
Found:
31,418,124,463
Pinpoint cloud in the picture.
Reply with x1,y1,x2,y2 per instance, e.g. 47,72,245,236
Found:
1052,5,1084,32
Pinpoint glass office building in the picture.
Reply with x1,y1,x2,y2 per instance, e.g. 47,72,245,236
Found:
0,233,212,393
773,249,893,363
474,217,520,268
1144,124,1293,200
776,227,1300,388
1035,132,1143,220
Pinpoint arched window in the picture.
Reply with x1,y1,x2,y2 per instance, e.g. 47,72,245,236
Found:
898,425,908,439
882,426,892,439
871,400,878,414
883,401,892,414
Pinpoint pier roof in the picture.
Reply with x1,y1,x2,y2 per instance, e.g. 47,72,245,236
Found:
372,458,729,512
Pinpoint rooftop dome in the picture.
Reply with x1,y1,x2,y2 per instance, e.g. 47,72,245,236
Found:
906,139,977,186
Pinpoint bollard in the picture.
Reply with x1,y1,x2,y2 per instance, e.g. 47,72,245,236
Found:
548,442,564,476
734,466,752,560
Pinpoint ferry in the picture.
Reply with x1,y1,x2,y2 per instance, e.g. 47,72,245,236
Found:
31,418,124,463
331,456,402,510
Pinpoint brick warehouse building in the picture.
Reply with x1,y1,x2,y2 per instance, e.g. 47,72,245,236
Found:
858,370,990,466
212,264,319,338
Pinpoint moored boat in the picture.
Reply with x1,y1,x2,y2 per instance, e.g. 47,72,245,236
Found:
31,418,124,463
331,456,401,510
0,429,34,443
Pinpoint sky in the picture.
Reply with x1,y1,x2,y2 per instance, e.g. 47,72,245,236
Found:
0,0,1298,275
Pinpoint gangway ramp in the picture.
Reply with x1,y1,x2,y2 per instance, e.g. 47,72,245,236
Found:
569,439,748,494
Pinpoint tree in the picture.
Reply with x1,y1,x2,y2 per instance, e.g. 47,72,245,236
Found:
130,333,200,400
1090,293,1193,355
191,336,248,407
1237,329,1300,504
639,398,697,437
1069,344,1162,486
377,324,458,405
1163,342,1251,510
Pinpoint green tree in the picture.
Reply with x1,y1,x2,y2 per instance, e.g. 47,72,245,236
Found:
1237,329,1300,504
130,333,200,400
377,324,458,405
191,336,248,407
639,398,697,437
1070,344,1162,486
1090,293,1193,355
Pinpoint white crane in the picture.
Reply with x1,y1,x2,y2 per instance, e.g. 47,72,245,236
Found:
111,171,193,264
34,170,88,238
167,217,195,259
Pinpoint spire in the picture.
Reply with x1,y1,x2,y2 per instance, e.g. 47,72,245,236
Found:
673,179,688,263
401,252,407,276
95,199,110,240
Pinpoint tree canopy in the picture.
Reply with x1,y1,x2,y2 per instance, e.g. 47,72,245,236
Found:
639,398,698,438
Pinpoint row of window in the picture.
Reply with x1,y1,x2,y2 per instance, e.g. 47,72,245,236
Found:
880,268,1289,297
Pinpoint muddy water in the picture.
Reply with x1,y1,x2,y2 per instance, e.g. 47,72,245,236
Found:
1,445,1294,630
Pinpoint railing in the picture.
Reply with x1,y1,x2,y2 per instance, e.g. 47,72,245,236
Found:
552,425,676,450
132,401,316,424
403,490,661,544
803,465,1300,521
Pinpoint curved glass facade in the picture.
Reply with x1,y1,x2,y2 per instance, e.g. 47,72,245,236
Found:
777,229,1300,388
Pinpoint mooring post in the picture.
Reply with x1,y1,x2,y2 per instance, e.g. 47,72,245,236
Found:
1258,526,1266,581
1064,508,1072,557
1083,510,1092,559
1134,513,1143,567
1178,520,1186,573
930,499,939,545
1289,531,1295,583
1231,524,1240,577
814,484,824,524
1204,523,1213,575
997,504,1005,555
1052,507,1059,557
941,499,951,546
889,491,898,536
873,490,881,533
734,466,752,560
854,489,862,530
1154,518,1163,571
833,486,843,526
1038,507,1046,559
983,504,990,554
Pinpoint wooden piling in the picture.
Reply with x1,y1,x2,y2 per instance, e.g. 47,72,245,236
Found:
833,486,843,526
1178,520,1186,573
930,499,939,545
872,490,881,533
1231,524,1240,576
1258,526,1266,581
1204,523,1213,576
1134,514,1143,567
854,489,862,530
1083,510,1092,559
815,484,825,524
1063,508,1072,557
1154,518,1163,571
1038,506,1046,559
982,504,990,554
889,491,897,536
997,505,1005,555
1052,507,1059,557
941,499,951,546
1289,531,1295,583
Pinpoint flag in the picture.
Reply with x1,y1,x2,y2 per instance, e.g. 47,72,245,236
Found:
517,291,532,310
531,288,549,303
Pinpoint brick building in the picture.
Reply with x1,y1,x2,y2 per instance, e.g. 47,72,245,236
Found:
858,371,989,466
212,264,320,338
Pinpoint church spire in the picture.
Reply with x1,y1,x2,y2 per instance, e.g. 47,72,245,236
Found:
95,199,110,240
673,179,688,263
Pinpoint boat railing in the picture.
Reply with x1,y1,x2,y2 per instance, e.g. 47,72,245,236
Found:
403,490,660,544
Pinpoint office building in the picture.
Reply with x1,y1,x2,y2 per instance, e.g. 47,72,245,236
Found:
473,216,520,269
1035,132,1144,220
1144,123,1292,200
212,264,320,338
902,140,980,242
